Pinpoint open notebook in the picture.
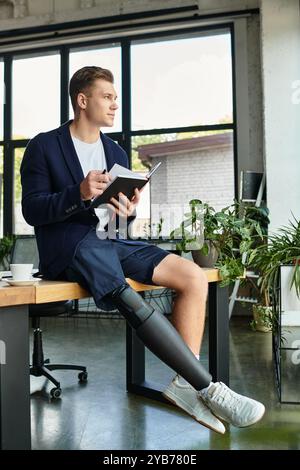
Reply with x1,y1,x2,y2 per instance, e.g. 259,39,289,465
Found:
90,162,161,208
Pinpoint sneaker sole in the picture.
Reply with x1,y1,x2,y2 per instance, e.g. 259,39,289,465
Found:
162,389,225,435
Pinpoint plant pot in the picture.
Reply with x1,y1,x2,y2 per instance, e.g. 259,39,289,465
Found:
191,242,219,268
252,305,273,333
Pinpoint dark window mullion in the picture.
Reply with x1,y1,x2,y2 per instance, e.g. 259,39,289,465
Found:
130,123,234,137
3,54,13,235
3,54,12,142
10,139,29,148
121,40,132,168
230,22,238,200
60,46,69,124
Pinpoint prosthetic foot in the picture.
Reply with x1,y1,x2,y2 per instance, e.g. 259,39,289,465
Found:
109,283,211,391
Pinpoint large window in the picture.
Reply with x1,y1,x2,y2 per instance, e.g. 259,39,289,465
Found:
129,30,234,238
130,130,234,238
12,52,60,140
69,44,122,133
131,32,232,131
1,24,235,238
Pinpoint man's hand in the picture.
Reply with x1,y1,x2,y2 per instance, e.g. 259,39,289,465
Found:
109,187,143,220
80,170,111,201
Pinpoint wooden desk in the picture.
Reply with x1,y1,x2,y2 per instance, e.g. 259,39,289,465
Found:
0,269,228,450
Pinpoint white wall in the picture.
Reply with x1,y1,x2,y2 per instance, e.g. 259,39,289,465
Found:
234,14,264,182
260,0,300,233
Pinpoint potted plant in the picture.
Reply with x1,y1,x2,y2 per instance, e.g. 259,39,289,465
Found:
249,216,300,333
0,235,16,271
215,203,269,286
169,198,205,254
170,199,267,286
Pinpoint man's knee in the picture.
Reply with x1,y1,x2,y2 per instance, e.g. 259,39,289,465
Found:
180,262,208,295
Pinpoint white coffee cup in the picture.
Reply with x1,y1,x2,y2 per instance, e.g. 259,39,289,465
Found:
10,263,33,281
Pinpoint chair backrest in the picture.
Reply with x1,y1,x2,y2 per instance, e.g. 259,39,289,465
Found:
10,235,40,269
10,235,74,314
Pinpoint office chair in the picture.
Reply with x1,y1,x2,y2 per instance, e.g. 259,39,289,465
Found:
11,235,88,399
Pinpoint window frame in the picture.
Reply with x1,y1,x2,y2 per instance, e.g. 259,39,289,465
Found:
0,22,237,236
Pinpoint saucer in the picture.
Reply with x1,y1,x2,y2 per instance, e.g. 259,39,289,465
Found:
4,278,43,286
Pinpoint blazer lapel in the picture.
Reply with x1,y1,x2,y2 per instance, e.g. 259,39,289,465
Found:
100,131,116,171
57,120,85,184
57,121,115,183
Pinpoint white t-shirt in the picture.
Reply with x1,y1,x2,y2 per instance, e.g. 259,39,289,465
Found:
71,135,110,231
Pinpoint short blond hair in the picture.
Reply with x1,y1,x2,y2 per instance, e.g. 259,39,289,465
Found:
69,66,114,112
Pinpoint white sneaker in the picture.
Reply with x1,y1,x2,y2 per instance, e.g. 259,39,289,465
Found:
199,382,265,428
162,375,226,434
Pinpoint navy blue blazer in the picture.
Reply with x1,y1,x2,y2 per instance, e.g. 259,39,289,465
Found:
21,119,143,279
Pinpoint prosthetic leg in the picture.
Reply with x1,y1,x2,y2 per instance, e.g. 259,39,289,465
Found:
109,283,212,391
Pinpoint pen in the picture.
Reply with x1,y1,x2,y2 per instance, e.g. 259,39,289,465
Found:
91,169,107,202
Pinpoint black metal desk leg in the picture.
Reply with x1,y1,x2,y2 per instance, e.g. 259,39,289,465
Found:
0,305,31,450
208,283,229,385
126,322,145,389
126,322,168,403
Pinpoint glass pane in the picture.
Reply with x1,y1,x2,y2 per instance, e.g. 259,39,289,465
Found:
12,53,60,140
131,31,233,130
280,328,300,403
0,146,3,238
0,60,3,141
128,153,150,240
14,148,34,234
69,44,122,133
130,130,234,239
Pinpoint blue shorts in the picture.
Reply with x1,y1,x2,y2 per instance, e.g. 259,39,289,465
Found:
63,228,171,308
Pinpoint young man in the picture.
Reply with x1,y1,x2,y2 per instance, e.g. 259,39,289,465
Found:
21,66,265,435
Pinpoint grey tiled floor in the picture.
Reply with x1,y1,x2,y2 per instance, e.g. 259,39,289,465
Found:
30,316,300,450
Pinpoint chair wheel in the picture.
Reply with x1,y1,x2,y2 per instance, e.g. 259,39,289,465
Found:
78,371,88,382
50,387,62,399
